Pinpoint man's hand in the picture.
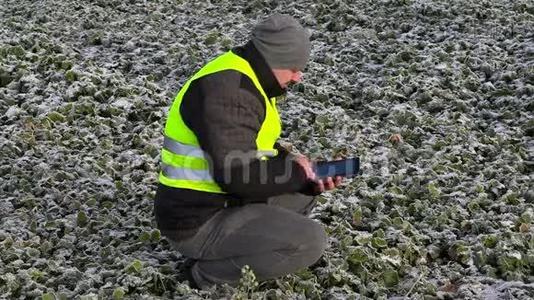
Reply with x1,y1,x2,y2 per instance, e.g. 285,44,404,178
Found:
313,175,343,193
295,154,343,194
294,154,315,180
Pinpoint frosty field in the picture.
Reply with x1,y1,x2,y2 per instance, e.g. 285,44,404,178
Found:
1,0,533,298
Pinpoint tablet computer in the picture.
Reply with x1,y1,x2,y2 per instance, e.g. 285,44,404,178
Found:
313,157,360,179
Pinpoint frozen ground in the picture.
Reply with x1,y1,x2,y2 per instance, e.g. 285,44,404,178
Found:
1,0,533,298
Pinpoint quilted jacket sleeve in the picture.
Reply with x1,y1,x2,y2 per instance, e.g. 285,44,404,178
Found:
180,71,309,200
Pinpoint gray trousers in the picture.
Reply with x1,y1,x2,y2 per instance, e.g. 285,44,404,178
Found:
169,193,327,289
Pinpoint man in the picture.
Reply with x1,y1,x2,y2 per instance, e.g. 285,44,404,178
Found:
154,13,341,289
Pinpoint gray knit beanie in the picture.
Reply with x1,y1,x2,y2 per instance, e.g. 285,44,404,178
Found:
251,13,311,71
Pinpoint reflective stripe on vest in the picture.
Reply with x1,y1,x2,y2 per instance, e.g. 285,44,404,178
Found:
164,136,277,161
159,51,282,193
161,135,278,182
161,163,214,181
163,136,207,160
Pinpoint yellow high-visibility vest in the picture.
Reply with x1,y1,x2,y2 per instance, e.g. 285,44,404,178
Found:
159,51,282,193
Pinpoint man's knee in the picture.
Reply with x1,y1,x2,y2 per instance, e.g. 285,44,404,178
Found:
294,221,327,265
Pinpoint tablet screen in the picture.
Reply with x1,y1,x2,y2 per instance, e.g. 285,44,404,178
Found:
313,158,360,179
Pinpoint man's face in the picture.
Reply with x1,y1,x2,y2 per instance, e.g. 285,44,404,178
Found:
272,68,303,89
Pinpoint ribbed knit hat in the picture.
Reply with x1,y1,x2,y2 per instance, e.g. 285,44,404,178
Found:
251,13,311,71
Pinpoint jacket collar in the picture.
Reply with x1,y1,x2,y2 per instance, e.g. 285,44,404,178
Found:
232,41,286,98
